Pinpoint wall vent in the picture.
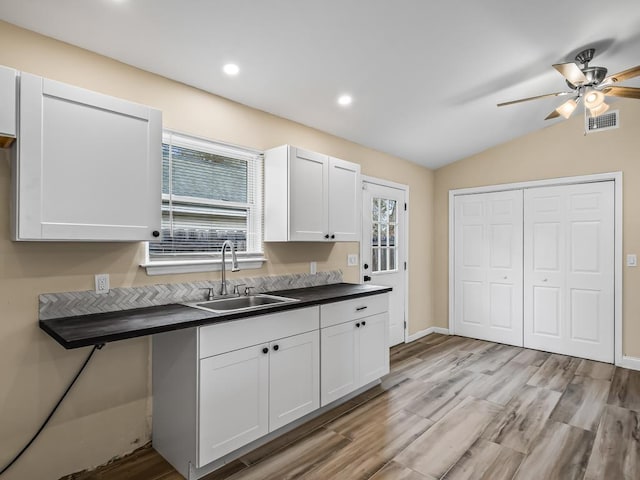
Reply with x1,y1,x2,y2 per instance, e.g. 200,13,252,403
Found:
586,110,619,133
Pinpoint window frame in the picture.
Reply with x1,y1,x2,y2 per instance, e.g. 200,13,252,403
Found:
141,130,265,275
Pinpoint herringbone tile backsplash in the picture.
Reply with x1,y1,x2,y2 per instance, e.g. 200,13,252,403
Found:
39,270,343,320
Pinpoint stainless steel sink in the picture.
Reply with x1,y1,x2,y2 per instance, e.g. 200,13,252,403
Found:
184,294,298,314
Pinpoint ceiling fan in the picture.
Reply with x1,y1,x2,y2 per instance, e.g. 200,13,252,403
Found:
498,48,640,120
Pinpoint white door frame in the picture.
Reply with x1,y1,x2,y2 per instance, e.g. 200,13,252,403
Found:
448,171,623,366
361,175,410,344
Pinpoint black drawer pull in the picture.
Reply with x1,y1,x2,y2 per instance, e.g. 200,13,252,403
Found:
356,306,367,311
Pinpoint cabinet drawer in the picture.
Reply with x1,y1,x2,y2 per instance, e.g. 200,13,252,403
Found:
320,294,388,328
199,306,319,359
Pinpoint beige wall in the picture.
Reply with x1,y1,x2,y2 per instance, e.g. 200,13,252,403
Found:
434,100,640,357
0,22,434,479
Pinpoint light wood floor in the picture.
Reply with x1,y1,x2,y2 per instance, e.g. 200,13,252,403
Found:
63,334,640,480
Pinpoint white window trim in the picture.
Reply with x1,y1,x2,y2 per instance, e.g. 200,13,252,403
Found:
142,130,266,275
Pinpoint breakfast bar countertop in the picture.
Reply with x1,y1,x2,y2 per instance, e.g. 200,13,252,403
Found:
39,283,392,349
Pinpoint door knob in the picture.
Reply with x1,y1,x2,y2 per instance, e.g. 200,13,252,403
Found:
364,263,369,270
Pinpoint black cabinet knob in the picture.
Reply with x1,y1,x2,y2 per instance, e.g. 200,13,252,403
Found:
152,230,160,237
324,234,330,239
362,321,366,326
355,323,361,328
330,234,335,239
273,344,279,351
262,347,269,354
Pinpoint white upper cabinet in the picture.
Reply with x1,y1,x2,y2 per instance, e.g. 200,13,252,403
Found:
289,147,329,241
264,145,361,242
12,72,162,241
328,156,361,241
0,65,17,146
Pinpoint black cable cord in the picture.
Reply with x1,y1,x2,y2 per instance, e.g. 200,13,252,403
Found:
0,343,104,476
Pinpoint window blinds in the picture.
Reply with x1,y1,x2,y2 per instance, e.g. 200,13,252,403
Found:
149,132,263,258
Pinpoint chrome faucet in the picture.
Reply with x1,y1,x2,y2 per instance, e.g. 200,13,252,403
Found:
220,240,240,296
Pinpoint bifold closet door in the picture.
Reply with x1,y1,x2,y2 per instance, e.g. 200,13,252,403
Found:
524,182,614,363
454,190,523,347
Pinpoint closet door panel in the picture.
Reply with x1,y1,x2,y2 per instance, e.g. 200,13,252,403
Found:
454,190,523,346
524,182,614,363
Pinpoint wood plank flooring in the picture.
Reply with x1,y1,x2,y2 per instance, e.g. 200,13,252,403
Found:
63,335,640,480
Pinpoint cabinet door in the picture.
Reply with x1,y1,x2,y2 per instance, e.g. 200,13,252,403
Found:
15,73,161,241
328,157,361,241
289,147,329,241
357,313,390,386
0,65,16,143
320,321,358,406
269,330,320,431
198,345,269,466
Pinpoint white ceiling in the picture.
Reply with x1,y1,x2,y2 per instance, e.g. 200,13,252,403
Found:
1,0,639,168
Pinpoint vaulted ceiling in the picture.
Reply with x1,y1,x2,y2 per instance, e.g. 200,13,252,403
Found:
1,0,639,168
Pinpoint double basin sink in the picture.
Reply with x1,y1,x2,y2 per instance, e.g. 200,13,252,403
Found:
184,293,299,314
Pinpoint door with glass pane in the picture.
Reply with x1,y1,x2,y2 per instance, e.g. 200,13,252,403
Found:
362,181,406,346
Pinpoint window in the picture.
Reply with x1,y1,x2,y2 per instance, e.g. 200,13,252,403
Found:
143,131,264,275
371,197,397,272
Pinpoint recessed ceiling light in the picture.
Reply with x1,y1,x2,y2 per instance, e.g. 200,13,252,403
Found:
337,94,353,106
223,64,240,76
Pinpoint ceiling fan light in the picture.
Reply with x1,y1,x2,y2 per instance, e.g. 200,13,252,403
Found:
557,98,578,119
589,102,610,118
584,89,605,109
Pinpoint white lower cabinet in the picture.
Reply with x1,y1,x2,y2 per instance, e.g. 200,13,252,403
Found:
198,345,269,466
269,330,320,430
320,295,390,406
198,329,319,466
320,321,358,404
153,295,388,479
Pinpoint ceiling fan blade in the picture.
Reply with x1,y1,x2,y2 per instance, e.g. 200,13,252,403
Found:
497,91,572,107
545,109,561,120
603,86,640,99
602,65,640,85
553,62,588,85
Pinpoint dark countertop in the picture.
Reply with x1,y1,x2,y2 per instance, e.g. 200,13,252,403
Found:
39,283,392,349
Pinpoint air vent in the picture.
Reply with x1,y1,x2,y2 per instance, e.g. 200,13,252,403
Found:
586,110,619,133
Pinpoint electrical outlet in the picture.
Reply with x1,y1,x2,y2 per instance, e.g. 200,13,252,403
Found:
627,254,637,267
95,274,110,294
347,254,358,266
310,261,317,275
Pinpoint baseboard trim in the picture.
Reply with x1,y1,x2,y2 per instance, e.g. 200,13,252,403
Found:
618,355,640,371
406,327,450,343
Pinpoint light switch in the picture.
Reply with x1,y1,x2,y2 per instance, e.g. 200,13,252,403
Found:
627,254,637,267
